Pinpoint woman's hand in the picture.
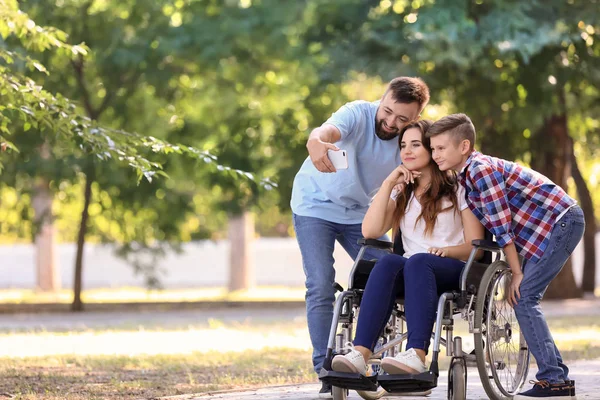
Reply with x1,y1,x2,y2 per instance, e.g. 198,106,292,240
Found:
508,272,523,307
427,247,448,257
384,165,421,188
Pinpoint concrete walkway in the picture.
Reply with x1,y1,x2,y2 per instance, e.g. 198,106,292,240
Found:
162,358,600,399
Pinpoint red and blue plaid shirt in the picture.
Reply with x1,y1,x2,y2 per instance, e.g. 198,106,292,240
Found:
458,151,576,263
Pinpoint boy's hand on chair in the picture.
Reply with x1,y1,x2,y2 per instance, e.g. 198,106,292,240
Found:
508,272,523,307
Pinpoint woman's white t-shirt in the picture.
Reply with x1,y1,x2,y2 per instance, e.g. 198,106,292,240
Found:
396,186,469,258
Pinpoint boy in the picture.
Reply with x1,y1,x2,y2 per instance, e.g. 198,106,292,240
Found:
427,113,584,399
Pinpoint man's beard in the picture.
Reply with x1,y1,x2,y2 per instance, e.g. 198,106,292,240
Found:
375,118,399,141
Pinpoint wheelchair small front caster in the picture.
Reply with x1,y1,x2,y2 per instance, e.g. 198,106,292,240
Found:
448,357,467,400
332,385,348,400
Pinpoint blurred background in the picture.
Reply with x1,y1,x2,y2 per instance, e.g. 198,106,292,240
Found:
0,0,599,398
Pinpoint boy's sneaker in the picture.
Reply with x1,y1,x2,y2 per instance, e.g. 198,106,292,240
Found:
381,348,427,375
331,343,368,375
318,381,333,399
514,380,576,399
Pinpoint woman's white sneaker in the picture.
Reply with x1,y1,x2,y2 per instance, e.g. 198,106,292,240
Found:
381,348,427,374
331,343,368,375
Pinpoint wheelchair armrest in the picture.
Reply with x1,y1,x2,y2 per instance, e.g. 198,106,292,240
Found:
357,238,393,250
471,239,502,252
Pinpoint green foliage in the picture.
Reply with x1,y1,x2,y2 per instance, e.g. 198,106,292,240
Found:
0,0,273,185
2,0,598,257
156,0,345,214
0,0,283,287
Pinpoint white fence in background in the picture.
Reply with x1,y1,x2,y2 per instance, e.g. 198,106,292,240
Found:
0,234,598,289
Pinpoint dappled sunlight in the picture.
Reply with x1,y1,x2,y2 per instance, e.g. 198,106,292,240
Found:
0,286,306,304
225,287,306,301
0,327,312,357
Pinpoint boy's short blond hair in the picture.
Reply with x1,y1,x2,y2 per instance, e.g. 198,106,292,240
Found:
426,113,476,150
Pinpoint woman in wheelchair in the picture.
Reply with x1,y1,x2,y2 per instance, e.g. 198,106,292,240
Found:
331,119,484,376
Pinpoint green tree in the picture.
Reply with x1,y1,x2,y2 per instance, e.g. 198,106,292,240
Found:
146,0,348,291
1,0,273,309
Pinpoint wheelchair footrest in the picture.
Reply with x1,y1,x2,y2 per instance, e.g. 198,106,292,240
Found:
319,369,379,391
377,371,438,393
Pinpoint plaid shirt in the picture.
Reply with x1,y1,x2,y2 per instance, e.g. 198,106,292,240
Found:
458,151,576,263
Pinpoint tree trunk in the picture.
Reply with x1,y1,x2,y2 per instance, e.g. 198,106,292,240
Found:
71,54,102,312
531,112,581,299
228,212,255,292
569,138,597,294
32,177,60,291
72,169,94,312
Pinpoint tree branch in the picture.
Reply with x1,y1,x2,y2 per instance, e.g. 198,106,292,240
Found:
71,55,98,120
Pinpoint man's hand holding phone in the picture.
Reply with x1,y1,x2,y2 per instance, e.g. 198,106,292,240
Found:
307,138,341,173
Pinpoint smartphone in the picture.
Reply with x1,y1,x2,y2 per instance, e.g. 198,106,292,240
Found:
327,149,348,170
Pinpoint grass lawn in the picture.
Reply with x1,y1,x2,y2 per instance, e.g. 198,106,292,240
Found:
0,350,314,400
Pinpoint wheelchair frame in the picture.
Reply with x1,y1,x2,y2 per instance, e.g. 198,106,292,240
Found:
319,237,531,400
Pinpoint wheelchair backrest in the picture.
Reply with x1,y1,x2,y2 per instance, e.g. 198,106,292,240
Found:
392,230,404,256
480,229,495,264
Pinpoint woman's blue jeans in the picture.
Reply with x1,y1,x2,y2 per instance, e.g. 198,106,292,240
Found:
292,213,388,373
354,252,465,353
513,205,585,384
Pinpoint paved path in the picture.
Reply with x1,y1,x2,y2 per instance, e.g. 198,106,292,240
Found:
1,298,599,358
0,306,311,357
0,305,306,332
163,358,600,399
2,297,598,332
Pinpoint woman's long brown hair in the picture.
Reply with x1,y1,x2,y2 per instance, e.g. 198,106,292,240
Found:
391,120,459,242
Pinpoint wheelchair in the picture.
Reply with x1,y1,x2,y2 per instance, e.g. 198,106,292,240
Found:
319,232,531,400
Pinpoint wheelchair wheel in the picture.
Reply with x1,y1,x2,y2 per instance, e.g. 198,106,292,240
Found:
474,260,530,400
448,358,467,400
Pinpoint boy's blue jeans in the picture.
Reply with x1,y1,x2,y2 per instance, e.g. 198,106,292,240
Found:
353,253,465,353
514,205,585,384
292,213,387,373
